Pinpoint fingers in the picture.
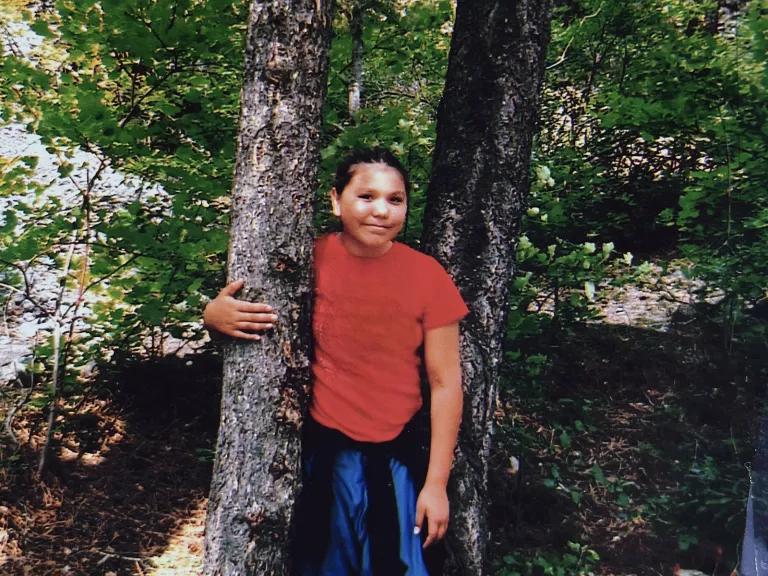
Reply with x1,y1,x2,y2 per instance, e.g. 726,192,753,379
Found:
236,321,275,332
420,507,449,549
231,330,262,341
423,518,438,549
414,501,425,538
237,302,277,324
220,279,245,297
232,298,275,316
219,283,275,313
436,518,448,541
208,281,278,341
422,519,448,548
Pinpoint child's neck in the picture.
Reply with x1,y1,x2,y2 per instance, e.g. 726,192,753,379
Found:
338,232,394,258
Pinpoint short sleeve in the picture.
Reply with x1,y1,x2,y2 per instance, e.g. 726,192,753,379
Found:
422,258,469,330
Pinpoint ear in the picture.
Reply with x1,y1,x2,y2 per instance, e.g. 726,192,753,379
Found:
330,188,341,217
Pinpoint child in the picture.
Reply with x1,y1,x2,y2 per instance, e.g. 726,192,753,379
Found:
203,148,467,575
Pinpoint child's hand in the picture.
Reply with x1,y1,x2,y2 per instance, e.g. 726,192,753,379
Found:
203,280,278,341
414,482,449,548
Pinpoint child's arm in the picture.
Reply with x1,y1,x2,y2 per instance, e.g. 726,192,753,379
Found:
203,279,278,341
415,322,463,548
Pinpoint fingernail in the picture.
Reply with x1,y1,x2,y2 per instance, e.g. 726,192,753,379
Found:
413,526,420,535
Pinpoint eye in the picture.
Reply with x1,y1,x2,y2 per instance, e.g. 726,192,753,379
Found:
358,193,372,200
390,196,405,205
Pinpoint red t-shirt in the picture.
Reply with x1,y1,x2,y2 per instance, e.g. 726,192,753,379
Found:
310,233,469,442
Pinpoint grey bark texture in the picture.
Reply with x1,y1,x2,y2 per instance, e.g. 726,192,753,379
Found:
420,1,552,574
203,1,333,575
348,0,364,117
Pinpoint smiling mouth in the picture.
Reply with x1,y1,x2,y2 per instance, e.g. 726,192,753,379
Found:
365,224,391,229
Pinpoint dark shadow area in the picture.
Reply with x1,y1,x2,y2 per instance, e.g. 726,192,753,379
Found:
0,349,223,575
489,306,767,575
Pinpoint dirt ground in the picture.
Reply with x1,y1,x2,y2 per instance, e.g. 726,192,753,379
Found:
0,354,221,576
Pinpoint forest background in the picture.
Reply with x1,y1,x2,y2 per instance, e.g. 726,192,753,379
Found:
0,0,767,575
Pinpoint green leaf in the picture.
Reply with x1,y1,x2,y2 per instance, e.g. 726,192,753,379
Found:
570,490,582,505
0,210,18,234
677,533,698,551
137,300,167,325
584,281,595,302
590,464,606,486
30,19,53,37
57,162,74,178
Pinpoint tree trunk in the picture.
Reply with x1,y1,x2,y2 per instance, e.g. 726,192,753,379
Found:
203,2,333,575
348,0,364,117
707,0,749,36
420,1,552,574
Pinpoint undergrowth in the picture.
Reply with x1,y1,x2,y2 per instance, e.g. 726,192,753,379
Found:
491,296,767,576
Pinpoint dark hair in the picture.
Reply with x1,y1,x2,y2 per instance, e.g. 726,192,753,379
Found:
333,148,410,196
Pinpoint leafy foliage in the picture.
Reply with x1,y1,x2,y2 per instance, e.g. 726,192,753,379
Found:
495,0,766,571
1,1,247,362
317,0,454,242
499,542,600,576
536,0,767,311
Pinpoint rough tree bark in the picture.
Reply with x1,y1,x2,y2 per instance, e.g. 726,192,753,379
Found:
203,2,333,575
420,1,552,574
348,0,364,117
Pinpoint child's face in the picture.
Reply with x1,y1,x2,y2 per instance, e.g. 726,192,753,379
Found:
330,162,407,257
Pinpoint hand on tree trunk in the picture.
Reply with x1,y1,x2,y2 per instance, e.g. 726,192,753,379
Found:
203,279,278,341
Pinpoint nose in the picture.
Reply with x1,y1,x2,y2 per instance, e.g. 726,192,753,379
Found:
371,198,389,217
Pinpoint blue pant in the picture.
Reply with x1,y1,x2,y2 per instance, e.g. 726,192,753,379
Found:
296,448,430,576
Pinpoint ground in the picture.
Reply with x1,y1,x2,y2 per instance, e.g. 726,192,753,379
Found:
0,354,221,576
0,263,765,575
